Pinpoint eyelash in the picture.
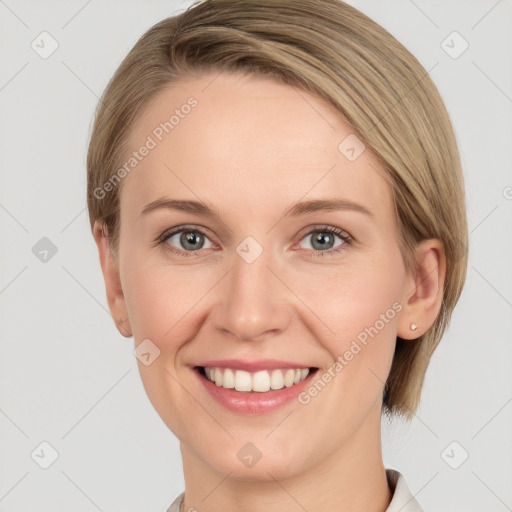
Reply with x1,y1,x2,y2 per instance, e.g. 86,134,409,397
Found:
155,224,353,258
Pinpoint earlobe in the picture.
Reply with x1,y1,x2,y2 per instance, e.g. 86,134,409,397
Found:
92,221,132,338
397,239,446,340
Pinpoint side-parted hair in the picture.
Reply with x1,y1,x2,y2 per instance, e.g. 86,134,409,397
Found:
87,0,468,419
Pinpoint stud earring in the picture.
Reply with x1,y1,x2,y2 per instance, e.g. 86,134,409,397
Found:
410,322,418,331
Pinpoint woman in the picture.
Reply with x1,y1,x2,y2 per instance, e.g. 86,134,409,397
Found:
87,0,468,510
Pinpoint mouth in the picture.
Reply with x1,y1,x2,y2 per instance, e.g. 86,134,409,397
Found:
194,366,319,393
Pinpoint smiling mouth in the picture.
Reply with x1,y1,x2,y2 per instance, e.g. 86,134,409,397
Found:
195,366,319,392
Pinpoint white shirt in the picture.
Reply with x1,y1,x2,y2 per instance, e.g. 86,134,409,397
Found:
165,468,423,511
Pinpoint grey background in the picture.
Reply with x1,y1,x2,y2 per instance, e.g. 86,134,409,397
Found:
0,0,511,511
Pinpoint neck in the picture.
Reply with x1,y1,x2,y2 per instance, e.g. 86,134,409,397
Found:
179,405,392,512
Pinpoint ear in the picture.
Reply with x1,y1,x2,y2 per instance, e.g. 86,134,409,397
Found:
92,221,132,338
397,239,446,340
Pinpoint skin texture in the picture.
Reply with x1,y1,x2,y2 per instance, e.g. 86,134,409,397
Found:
94,71,445,512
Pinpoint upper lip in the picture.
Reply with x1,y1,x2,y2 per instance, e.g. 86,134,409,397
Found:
194,359,315,372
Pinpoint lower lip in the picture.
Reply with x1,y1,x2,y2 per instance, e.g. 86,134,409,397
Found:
195,368,317,415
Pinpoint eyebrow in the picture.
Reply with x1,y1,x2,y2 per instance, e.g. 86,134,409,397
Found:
140,198,221,218
140,197,374,220
283,198,374,219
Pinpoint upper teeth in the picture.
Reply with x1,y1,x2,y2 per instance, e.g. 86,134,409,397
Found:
203,367,310,392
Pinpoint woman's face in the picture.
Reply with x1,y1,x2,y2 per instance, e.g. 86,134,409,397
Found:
112,71,416,479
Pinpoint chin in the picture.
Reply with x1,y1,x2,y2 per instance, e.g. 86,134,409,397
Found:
200,441,311,482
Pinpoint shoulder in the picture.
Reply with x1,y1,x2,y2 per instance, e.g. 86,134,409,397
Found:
385,468,424,512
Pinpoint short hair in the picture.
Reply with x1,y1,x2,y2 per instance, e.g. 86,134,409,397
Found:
86,0,468,419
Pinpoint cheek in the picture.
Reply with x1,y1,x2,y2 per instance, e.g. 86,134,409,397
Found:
296,259,403,398
297,258,403,342
119,257,217,432
121,254,216,345
292,271,400,435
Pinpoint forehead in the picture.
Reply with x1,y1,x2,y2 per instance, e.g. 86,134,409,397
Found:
120,71,392,220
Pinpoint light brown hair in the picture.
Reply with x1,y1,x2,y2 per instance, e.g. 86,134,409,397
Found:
87,0,468,419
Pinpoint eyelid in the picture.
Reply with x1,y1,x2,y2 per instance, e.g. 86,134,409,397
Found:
154,224,216,246
296,224,352,242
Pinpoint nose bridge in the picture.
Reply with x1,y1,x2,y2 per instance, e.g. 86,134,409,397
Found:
213,235,290,341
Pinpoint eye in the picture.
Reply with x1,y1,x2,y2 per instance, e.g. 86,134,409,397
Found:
296,225,351,256
156,224,352,258
158,226,215,256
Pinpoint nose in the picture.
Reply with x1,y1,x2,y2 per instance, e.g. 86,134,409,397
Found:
210,241,292,342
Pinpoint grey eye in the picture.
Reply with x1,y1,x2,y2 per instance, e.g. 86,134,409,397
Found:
299,230,344,251
166,230,213,251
